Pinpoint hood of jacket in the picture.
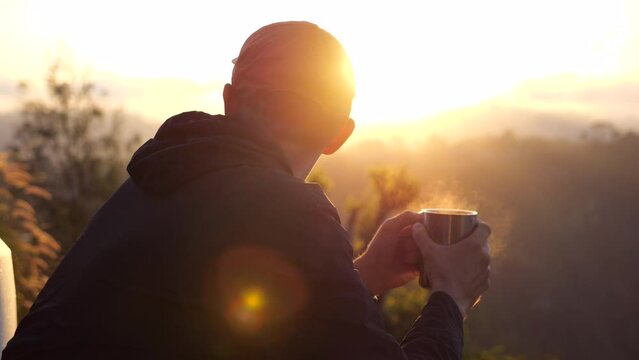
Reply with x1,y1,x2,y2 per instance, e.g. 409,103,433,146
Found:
127,111,293,195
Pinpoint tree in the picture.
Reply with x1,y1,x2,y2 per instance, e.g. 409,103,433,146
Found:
12,60,140,251
347,167,420,255
307,168,334,192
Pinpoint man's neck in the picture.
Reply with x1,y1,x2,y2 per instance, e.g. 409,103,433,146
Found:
225,110,323,179
278,141,322,180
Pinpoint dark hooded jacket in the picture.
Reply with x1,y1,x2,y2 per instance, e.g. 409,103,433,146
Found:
2,111,463,359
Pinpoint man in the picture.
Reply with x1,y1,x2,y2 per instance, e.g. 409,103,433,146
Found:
3,21,491,359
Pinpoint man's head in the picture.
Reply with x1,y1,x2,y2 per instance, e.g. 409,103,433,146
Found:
224,21,355,155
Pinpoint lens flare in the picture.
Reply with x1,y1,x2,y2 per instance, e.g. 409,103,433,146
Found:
226,287,267,333
204,245,309,338
242,288,264,310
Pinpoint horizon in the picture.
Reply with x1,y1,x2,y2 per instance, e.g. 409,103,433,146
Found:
1,0,639,137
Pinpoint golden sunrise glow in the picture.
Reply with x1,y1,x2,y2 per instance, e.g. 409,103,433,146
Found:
2,0,638,127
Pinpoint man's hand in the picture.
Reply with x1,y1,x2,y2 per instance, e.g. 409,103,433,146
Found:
412,222,492,318
354,211,423,296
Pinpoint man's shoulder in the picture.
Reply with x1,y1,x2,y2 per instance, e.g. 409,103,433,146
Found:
202,167,351,252
189,165,340,222
268,170,338,218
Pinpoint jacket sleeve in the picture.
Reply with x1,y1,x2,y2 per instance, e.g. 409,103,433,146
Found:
276,203,465,360
401,292,465,359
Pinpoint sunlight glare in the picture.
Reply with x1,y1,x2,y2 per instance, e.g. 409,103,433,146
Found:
11,0,634,126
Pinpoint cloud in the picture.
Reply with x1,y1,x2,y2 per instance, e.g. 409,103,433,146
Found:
508,74,639,120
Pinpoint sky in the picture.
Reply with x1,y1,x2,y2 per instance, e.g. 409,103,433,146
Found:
1,0,638,132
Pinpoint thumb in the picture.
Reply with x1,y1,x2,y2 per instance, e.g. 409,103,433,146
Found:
382,211,423,234
411,223,437,255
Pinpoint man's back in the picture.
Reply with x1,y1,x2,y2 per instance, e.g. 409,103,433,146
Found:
3,112,372,359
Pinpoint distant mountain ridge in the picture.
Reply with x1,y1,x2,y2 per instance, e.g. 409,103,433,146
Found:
354,101,639,144
2,105,637,151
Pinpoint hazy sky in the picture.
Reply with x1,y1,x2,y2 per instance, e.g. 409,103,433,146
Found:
1,0,638,127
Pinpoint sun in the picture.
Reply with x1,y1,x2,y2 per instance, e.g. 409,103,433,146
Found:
12,0,633,126
331,0,630,126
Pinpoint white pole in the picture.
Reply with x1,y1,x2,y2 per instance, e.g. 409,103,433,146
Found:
0,238,17,356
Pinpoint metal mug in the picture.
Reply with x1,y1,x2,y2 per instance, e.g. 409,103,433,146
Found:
418,208,478,288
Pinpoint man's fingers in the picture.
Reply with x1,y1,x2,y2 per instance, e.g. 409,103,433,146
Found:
473,222,492,241
451,222,492,267
399,233,419,251
464,222,491,247
401,249,422,265
480,248,491,267
383,211,423,233
398,225,413,238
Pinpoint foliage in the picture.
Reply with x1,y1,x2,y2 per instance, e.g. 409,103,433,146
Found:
0,153,59,317
307,168,334,192
12,60,140,250
346,167,420,255
463,345,531,360
463,345,561,360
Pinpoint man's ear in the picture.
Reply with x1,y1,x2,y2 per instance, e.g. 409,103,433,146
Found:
223,83,237,115
322,118,355,155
